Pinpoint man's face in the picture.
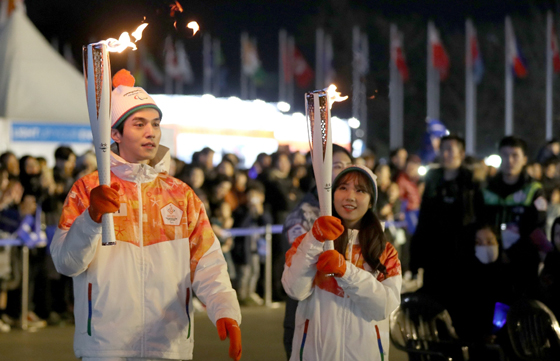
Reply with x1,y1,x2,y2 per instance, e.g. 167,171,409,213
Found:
276,154,291,174
64,154,76,176
111,108,161,164
6,154,19,176
499,146,527,177
441,140,464,171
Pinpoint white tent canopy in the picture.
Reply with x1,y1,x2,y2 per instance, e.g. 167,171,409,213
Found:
0,7,88,123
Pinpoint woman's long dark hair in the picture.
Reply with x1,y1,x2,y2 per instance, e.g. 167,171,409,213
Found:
332,171,387,277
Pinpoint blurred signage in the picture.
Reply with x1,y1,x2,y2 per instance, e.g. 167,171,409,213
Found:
11,123,93,143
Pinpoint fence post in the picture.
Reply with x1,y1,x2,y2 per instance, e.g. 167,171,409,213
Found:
21,245,29,330
264,224,272,307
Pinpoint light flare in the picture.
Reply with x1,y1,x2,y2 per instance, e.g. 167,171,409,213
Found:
187,21,199,36
326,84,348,109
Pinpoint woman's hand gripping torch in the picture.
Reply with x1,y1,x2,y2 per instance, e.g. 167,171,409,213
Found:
82,25,148,245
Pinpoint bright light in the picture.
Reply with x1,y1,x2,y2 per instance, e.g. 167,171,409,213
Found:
418,165,428,176
228,96,242,102
253,99,266,105
277,101,291,112
202,94,215,100
485,154,502,168
348,117,361,129
355,129,365,138
292,112,305,121
352,139,363,158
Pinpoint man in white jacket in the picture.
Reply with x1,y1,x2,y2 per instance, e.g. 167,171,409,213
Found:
50,70,242,361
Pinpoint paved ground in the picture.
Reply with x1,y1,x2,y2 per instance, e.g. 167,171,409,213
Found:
0,303,408,360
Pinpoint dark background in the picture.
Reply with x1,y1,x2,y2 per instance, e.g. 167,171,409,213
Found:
23,0,560,159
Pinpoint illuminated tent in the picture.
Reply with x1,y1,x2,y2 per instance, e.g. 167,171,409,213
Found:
0,7,88,124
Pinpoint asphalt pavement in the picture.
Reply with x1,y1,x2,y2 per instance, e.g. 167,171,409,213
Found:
0,303,408,360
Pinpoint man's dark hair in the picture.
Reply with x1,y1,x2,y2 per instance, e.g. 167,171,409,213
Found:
543,156,560,168
54,146,75,161
245,180,265,195
333,144,353,162
440,134,466,152
115,121,125,136
389,147,406,158
201,147,214,155
499,136,528,155
0,151,15,167
270,151,290,168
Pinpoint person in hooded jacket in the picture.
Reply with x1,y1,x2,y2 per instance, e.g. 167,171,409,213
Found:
50,70,242,361
282,165,402,361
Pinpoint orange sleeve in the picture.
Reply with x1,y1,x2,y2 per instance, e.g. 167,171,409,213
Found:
377,242,401,282
58,174,98,230
285,233,306,267
185,186,216,281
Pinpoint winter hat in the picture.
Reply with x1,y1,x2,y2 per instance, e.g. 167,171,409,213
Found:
111,69,162,129
333,164,378,207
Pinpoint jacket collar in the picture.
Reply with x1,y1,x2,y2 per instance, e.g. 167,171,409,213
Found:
109,143,171,183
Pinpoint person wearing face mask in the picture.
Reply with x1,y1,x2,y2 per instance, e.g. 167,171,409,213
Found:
282,165,402,361
456,225,515,359
540,216,560,318
482,136,547,301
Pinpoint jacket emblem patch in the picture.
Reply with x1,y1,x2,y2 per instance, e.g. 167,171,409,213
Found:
161,203,183,226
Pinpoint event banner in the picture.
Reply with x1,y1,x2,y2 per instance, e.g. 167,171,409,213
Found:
11,123,93,143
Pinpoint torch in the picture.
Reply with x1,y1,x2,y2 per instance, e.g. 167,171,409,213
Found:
82,25,148,245
305,85,348,251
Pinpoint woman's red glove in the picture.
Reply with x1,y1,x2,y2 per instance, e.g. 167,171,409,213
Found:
217,317,242,361
312,216,344,242
88,183,120,223
317,250,347,277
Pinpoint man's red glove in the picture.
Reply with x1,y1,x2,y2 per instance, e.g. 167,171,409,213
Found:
217,317,242,361
317,250,347,277
88,183,120,223
312,216,344,242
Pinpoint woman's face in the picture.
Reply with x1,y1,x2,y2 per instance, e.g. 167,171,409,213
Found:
475,228,498,246
25,157,40,175
334,173,372,229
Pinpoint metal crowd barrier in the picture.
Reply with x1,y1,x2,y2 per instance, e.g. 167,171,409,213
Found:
1,218,412,330
0,223,285,330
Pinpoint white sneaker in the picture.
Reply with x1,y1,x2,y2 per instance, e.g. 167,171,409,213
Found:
26,311,47,328
0,319,10,332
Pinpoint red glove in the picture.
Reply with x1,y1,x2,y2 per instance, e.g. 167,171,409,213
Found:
217,317,242,361
317,250,347,277
88,183,120,223
312,216,344,242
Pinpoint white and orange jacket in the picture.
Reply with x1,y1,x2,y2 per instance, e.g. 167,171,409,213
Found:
50,145,241,360
282,229,402,361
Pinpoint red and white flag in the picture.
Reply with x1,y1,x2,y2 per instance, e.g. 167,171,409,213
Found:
391,29,409,82
428,24,450,80
551,24,560,73
506,17,527,78
293,47,314,88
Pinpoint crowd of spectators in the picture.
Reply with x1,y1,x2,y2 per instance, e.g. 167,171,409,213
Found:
0,135,559,360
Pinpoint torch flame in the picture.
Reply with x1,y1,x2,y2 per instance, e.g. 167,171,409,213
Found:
99,23,149,53
327,84,348,109
131,23,148,42
170,1,184,16
187,21,199,36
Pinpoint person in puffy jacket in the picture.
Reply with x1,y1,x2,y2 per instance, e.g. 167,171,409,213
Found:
50,70,241,361
282,165,402,361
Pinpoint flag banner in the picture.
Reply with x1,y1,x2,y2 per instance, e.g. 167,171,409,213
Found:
391,29,409,82
294,47,314,88
241,35,261,76
551,24,560,73
506,18,528,78
429,24,450,80
469,26,484,83
176,40,194,84
143,51,164,86
324,34,336,85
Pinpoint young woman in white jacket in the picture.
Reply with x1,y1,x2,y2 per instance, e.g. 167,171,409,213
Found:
282,165,402,361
